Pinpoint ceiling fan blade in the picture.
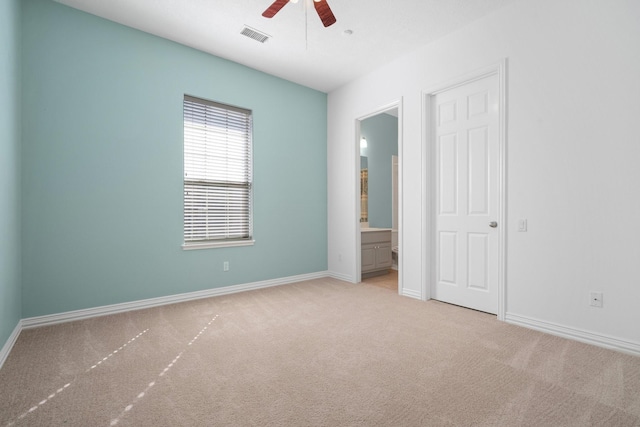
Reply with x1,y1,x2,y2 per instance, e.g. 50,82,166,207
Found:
262,0,289,18
313,0,337,27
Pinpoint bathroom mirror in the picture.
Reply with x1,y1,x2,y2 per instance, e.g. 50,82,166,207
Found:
360,156,368,224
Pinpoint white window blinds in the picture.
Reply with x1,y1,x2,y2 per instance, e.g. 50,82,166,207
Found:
183,95,253,245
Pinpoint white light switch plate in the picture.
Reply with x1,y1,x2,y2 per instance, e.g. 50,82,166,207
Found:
518,219,527,232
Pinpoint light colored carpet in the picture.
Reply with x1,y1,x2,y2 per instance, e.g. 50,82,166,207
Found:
1,277,640,426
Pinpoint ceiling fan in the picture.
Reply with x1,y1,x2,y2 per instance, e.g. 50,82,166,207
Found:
262,0,337,28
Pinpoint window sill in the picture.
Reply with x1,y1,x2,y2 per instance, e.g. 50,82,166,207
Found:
182,240,255,250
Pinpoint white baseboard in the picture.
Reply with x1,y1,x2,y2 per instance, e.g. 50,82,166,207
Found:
0,321,22,370
327,271,355,283
22,271,330,329
401,288,422,300
505,312,640,357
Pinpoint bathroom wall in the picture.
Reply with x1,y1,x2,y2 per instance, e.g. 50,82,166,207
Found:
360,114,398,229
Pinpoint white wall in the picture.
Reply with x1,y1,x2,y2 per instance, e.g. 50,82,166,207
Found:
328,0,640,349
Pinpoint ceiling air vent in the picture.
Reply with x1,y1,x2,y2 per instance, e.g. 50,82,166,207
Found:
240,26,270,43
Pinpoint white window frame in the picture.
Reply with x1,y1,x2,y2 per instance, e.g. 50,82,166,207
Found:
182,95,254,250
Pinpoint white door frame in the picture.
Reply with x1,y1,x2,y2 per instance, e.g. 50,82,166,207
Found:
421,60,507,320
355,99,403,295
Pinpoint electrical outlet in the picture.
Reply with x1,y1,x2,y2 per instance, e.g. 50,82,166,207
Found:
223,261,229,272
589,291,603,308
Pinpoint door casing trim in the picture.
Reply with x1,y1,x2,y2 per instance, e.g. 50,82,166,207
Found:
421,59,508,320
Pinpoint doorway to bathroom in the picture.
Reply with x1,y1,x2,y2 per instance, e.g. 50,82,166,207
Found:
356,101,402,295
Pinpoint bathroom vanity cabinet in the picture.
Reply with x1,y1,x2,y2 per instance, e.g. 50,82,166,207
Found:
361,229,392,278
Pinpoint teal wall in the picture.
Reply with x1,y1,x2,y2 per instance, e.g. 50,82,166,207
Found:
0,0,22,346
21,0,328,317
361,114,397,228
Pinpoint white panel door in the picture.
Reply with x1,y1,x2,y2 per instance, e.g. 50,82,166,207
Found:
433,74,499,314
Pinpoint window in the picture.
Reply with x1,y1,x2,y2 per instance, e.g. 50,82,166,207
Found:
183,95,254,249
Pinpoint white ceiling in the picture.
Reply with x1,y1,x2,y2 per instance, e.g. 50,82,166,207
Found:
54,0,517,93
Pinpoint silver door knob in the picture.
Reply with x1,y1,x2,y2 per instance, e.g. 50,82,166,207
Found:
489,221,498,228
